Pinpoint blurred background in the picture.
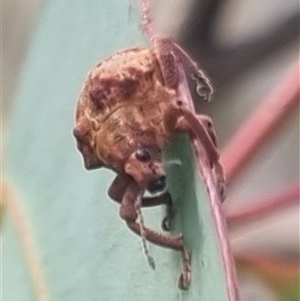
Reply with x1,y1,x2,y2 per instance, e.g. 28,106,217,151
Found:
3,0,299,300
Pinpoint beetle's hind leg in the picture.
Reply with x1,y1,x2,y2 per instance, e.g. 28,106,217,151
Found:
154,37,213,102
141,192,175,232
164,106,226,202
196,114,226,201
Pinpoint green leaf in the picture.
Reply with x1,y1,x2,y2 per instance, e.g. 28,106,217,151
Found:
3,0,237,300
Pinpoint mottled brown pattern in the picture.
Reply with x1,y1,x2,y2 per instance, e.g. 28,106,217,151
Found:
89,87,107,110
73,38,220,289
117,77,140,98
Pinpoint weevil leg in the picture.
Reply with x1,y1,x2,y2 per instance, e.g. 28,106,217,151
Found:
197,114,218,146
126,221,184,250
109,175,170,207
165,106,219,166
117,180,183,249
108,174,132,204
177,110,226,201
171,42,213,102
154,38,180,91
141,192,175,231
109,175,175,230
197,114,226,201
178,246,191,290
177,110,220,167
164,106,225,201
109,177,191,288
164,106,226,202
160,196,175,232
154,37,213,102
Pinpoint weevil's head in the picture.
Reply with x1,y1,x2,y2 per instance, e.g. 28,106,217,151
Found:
125,146,166,194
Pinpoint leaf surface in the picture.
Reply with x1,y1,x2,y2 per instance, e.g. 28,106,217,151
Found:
3,0,238,300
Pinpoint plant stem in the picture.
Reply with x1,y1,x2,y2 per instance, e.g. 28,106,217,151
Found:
226,182,299,226
222,62,300,185
3,182,50,301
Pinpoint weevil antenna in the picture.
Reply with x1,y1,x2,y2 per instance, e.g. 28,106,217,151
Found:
163,159,182,167
135,193,156,269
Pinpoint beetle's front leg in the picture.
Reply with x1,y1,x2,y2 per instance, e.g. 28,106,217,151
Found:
118,180,183,249
121,182,192,287
108,175,175,230
109,177,191,288
141,193,175,232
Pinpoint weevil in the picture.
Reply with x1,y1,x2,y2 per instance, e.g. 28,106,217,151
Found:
73,38,224,289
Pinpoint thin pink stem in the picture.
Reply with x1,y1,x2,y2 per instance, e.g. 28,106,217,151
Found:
137,0,157,41
137,1,241,300
226,182,300,226
235,253,300,281
2,182,50,301
176,31,241,301
221,61,300,185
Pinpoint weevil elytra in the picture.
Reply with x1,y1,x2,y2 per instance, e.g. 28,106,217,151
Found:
73,38,223,289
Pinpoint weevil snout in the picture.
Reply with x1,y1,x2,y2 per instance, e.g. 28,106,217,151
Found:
125,147,166,192
147,175,166,193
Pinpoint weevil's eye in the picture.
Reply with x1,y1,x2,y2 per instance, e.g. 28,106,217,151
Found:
135,148,151,161
147,176,166,193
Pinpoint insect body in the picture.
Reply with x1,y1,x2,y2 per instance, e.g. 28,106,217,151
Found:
73,38,222,289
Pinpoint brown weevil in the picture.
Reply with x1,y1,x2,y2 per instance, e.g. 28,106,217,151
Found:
73,38,223,289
